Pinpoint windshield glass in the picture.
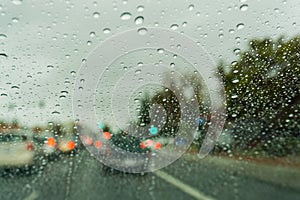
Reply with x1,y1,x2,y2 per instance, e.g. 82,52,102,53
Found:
0,0,299,200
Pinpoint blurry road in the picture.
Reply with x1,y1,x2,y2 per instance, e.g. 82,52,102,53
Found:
1,149,300,200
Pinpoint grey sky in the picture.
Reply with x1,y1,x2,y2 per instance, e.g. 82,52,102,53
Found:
0,0,299,126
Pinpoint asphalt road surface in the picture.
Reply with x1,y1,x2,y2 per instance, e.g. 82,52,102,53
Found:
1,149,299,200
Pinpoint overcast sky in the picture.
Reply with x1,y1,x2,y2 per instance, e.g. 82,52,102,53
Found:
0,0,299,127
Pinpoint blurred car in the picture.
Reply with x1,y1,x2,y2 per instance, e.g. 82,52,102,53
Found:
102,133,152,174
0,132,35,167
58,139,75,152
57,134,77,153
33,132,58,158
33,130,79,154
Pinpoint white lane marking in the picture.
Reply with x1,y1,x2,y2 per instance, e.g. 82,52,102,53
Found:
23,190,39,200
154,170,215,200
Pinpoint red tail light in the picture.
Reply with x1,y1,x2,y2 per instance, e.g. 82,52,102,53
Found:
26,142,34,151
46,137,56,147
66,141,75,150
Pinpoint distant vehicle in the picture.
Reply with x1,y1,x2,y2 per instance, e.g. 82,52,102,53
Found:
102,133,151,174
0,131,35,168
57,135,77,153
33,133,58,156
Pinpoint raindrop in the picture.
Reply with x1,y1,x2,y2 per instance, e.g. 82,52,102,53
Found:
70,71,76,75
103,28,111,34
12,17,19,23
11,85,20,89
231,94,238,99
240,4,248,11
52,111,60,115
232,79,239,83
11,0,22,5
137,28,148,35
92,12,100,19
120,12,132,20
135,69,141,74
89,32,96,37
0,34,7,39
170,24,179,30
135,16,144,25
236,23,245,29
157,48,165,54
233,48,241,54
0,53,8,58
188,4,194,11
137,6,144,12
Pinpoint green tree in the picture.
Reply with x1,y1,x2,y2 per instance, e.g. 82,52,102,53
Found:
218,36,300,155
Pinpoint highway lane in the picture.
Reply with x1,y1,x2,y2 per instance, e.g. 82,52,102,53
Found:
1,149,299,200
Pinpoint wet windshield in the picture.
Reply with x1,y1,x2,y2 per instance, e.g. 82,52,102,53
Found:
0,0,299,200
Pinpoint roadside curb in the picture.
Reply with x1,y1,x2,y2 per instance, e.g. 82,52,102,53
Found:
183,154,300,191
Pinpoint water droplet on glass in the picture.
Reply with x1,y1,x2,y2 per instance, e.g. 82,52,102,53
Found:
103,28,111,34
157,48,165,54
137,28,148,35
233,48,241,54
240,4,248,11
89,32,96,37
11,85,20,89
0,34,7,39
231,94,238,99
93,12,100,19
52,111,60,115
236,23,244,29
120,12,132,20
229,29,235,33
232,79,239,83
12,17,19,23
188,4,194,11
135,16,144,25
137,6,144,12
170,24,179,30
0,53,8,58
70,71,76,75
11,0,22,5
